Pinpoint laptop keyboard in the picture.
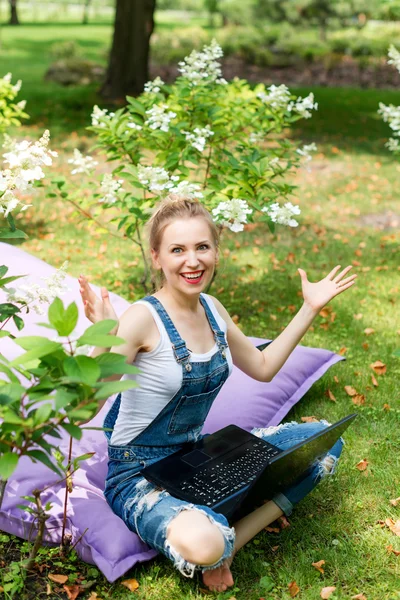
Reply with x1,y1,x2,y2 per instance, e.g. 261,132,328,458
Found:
179,440,281,507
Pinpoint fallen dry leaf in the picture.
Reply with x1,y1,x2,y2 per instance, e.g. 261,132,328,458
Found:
327,389,336,402
265,526,280,533
386,544,400,556
319,307,331,318
271,545,279,552
48,574,68,584
288,581,300,597
312,560,325,574
385,518,400,537
370,361,386,375
364,328,375,335
356,458,369,471
354,313,363,320
278,515,290,529
63,585,82,600
46,583,51,596
351,594,367,600
371,374,378,387
87,594,100,600
362,342,369,350
338,347,347,355
301,416,318,423
121,578,140,591
352,394,366,406
344,386,357,396
383,403,391,411
334,375,339,383
321,586,336,599
390,497,400,507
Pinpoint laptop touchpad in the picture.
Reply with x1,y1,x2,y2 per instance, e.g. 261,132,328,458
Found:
181,449,211,467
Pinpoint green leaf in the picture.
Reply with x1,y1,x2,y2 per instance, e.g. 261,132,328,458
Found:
61,422,82,440
33,403,53,425
77,334,124,348
126,96,145,116
0,331,10,338
64,355,101,386
259,575,274,592
80,320,118,336
12,315,24,331
0,363,20,384
26,450,61,476
0,266,8,278
54,389,76,411
0,275,26,286
0,453,19,480
48,298,78,337
0,383,25,402
94,379,138,400
0,228,28,239
95,352,139,378
9,340,62,367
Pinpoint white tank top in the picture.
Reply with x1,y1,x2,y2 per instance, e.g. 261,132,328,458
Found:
109,294,233,446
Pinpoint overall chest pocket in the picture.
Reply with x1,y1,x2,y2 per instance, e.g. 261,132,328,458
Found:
168,381,224,434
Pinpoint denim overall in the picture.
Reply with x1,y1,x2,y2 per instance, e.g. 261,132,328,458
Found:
103,294,343,577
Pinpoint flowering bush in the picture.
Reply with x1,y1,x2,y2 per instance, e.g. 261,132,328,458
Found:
53,40,317,290
378,45,400,154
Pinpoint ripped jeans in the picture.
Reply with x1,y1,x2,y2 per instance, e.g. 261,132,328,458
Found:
104,420,343,578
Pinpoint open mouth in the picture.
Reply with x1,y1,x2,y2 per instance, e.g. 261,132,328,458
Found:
180,271,205,285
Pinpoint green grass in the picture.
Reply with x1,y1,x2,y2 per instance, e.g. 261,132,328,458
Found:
1,19,400,600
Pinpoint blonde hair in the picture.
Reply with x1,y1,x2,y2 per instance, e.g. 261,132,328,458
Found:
147,194,220,289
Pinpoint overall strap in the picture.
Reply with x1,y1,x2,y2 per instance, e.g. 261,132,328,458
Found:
199,294,228,356
142,296,192,369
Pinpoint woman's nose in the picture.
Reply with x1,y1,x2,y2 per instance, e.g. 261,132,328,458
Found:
186,250,200,267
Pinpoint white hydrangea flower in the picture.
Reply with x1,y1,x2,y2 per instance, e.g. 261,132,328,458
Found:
91,105,113,127
257,84,291,110
182,125,214,152
269,157,280,167
3,130,58,183
127,121,142,131
212,198,253,232
262,202,301,227
138,165,175,193
99,174,124,204
296,142,317,163
5,261,69,315
145,104,177,133
3,73,12,83
17,100,26,110
249,132,263,144
388,44,400,73
0,192,21,218
386,137,400,152
178,39,226,86
289,93,318,119
169,180,203,198
68,149,98,175
378,102,400,133
144,76,165,94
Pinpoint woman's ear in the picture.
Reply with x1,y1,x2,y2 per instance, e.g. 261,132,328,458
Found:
150,248,162,270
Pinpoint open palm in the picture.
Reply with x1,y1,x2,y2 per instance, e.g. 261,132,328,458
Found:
78,275,119,334
298,265,357,312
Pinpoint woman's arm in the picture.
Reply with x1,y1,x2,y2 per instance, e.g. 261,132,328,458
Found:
210,265,357,383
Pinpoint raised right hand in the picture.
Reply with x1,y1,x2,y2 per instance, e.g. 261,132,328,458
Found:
78,275,119,335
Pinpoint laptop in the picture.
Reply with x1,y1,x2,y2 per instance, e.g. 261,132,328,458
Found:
141,413,357,524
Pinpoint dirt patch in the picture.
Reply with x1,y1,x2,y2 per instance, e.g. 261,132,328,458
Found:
151,55,400,90
356,211,400,229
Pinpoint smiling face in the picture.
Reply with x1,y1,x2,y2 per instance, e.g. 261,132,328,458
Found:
151,217,218,295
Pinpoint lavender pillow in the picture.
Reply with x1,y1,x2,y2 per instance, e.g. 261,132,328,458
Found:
0,243,344,582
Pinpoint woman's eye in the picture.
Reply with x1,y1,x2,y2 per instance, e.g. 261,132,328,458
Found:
172,248,182,253
198,244,209,251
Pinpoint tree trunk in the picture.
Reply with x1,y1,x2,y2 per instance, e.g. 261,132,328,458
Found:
101,0,156,101
82,0,92,25
9,0,20,25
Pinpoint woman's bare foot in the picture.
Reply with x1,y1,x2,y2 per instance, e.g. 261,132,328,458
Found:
202,558,234,593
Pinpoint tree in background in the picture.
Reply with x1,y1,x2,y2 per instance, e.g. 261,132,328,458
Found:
101,0,156,100
255,0,370,39
9,0,19,25
82,0,93,24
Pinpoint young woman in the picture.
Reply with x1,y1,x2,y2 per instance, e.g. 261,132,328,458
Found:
79,195,356,593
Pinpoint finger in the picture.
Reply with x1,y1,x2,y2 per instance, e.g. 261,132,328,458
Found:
333,265,353,283
333,280,356,295
327,265,341,280
336,273,357,287
298,268,308,282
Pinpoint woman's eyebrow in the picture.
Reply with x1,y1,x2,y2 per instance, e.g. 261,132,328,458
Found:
168,240,210,247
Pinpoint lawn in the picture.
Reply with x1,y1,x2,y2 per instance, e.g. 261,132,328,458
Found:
1,21,400,600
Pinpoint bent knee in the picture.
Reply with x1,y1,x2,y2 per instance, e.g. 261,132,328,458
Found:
166,510,225,565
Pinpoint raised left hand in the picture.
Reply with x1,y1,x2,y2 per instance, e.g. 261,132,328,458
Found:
298,265,357,313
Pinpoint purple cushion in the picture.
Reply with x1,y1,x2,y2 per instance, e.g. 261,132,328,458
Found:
0,243,344,582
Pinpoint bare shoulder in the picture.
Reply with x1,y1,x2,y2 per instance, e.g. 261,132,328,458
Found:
118,302,158,346
205,294,232,324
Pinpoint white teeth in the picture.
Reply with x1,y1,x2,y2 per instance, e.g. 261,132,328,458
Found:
183,272,202,279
